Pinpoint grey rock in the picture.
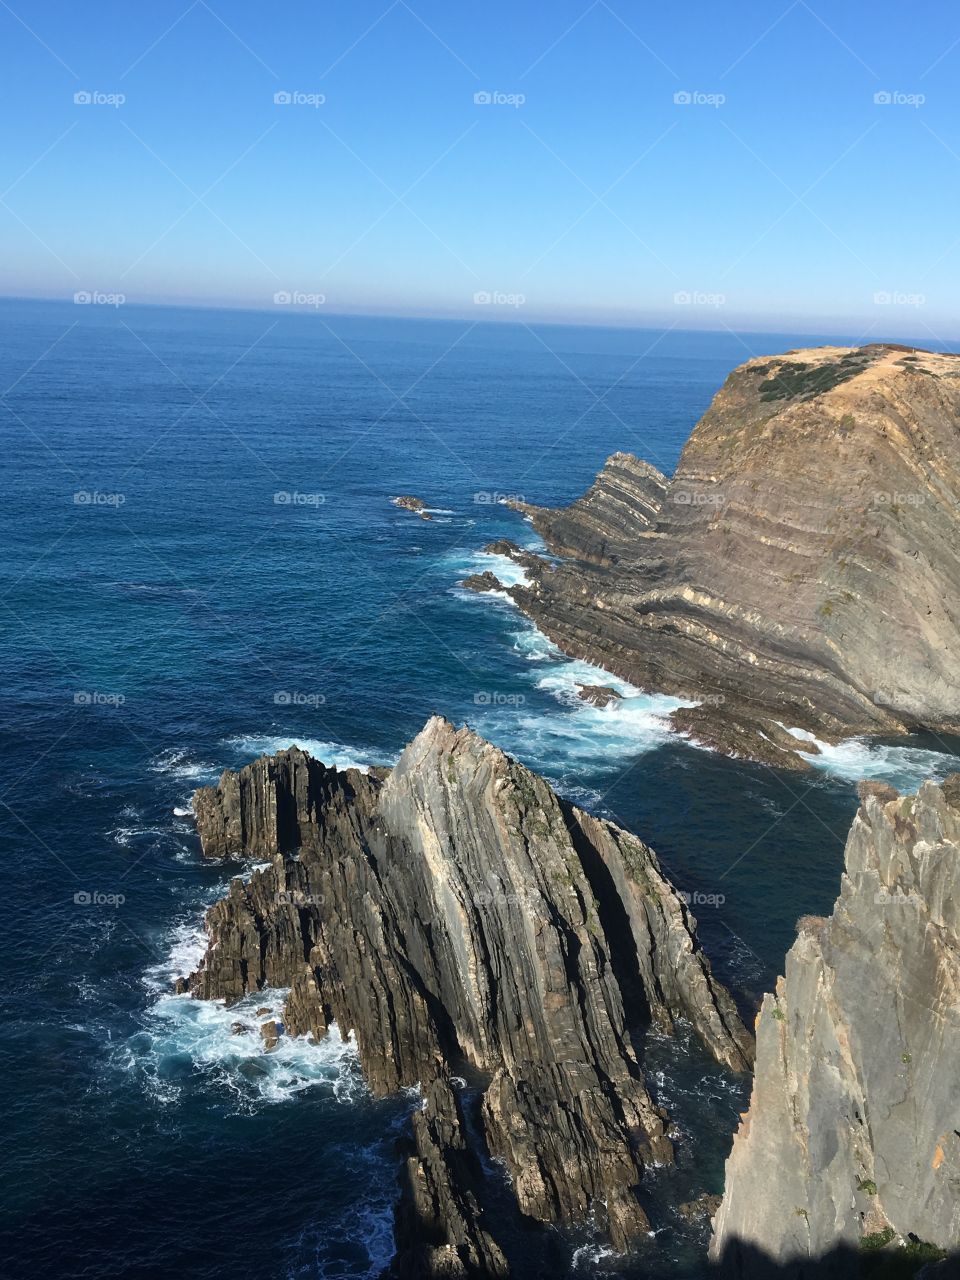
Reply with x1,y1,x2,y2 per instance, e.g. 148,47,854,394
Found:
711,773,960,1272
188,718,753,1260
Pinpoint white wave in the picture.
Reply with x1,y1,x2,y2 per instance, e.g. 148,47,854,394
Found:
149,748,219,782
446,548,531,590
223,734,394,773
135,983,364,1109
786,727,959,791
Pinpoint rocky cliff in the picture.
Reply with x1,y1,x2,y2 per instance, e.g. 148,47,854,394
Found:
501,345,960,768
187,719,753,1272
710,773,960,1276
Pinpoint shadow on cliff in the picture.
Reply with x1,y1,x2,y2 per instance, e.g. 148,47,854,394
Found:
711,1237,959,1280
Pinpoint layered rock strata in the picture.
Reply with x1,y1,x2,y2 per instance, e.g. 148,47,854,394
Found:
711,774,960,1275
187,720,753,1268
499,346,960,767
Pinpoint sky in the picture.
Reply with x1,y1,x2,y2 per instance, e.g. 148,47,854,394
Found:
2,1,960,334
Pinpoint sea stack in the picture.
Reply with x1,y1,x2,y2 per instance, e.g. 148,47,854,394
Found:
187,719,754,1270
500,345,960,768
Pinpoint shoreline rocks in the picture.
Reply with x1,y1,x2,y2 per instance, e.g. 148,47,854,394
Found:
187,719,754,1268
496,345,960,768
710,774,960,1274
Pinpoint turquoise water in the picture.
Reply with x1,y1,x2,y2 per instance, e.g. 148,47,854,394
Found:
1,299,957,1278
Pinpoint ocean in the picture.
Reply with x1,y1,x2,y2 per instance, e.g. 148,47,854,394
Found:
2,299,957,1279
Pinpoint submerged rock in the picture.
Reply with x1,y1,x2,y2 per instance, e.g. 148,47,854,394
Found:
188,718,753,1263
710,774,960,1275
502,345,960,767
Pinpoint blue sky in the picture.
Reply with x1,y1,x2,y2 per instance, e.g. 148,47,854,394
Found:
2,1,959,333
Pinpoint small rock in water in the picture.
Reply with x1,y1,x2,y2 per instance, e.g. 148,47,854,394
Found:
393,495,431,520
576,683,623,708
678,1193,722,1221
461,571,503,594
231,1021,250,1036
255,1006,271,1016
260,1020,282,1051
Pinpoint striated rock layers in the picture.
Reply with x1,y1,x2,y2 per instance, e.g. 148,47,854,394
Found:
186,719,753,1272
711,774,960,1276
502,345,960,768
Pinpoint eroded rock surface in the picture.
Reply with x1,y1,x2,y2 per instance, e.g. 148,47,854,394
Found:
502,346,960,767
711,774,960,1275
187,719,753,1266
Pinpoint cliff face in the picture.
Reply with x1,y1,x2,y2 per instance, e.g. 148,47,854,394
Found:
711,774,960,1274
187,719,753,1270
505,345,960,767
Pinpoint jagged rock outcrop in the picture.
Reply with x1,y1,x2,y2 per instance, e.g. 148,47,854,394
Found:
502,345,960,767
460,571,503,594
187,719,753,1266
710,774,960,1276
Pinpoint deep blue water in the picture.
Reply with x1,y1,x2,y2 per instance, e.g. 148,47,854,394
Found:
2,299,958,1279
